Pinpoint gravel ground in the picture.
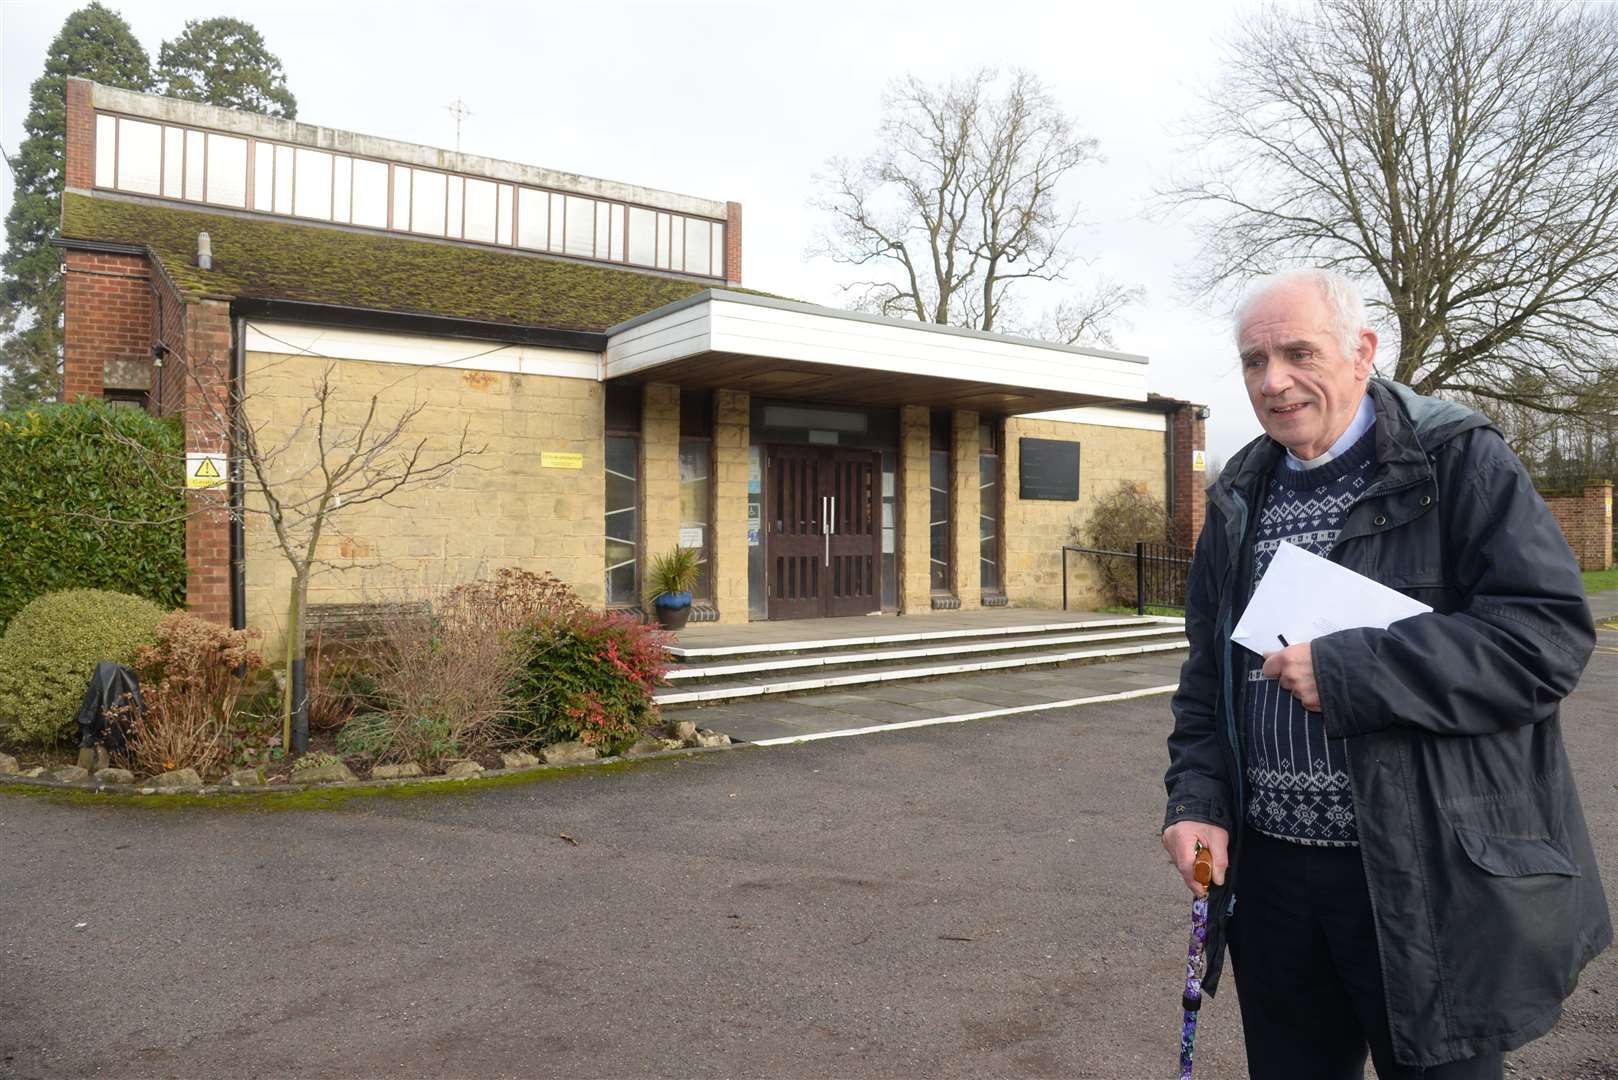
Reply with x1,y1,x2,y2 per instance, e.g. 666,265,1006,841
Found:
1,637,1612,1079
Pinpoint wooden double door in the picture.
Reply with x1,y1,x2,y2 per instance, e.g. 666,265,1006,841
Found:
765,446,881,619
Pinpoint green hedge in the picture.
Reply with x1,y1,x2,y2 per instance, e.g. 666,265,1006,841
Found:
0,401,187,631
0,588,169,747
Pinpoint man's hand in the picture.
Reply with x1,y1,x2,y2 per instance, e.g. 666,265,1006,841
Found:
1262,642,1320,712
1162,821,1229,898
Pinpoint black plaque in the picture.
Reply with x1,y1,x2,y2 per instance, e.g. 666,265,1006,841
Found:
1019,438,1080,501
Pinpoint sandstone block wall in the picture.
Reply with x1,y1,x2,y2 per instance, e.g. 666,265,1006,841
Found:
1002,418,1169,611
712,389,750,624
950,410,981,610
898,406,931,613
640,383,680,605
241,350,604,656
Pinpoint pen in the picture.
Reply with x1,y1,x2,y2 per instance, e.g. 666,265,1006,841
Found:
1277,634,1290,648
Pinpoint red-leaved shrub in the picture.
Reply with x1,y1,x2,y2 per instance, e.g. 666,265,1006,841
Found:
512,610,669,755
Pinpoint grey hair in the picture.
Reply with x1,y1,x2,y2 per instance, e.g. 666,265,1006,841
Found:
1233,269,1370,361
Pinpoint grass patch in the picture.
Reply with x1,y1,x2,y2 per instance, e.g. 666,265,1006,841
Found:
1097,604,1186,618
1583,567,1618,594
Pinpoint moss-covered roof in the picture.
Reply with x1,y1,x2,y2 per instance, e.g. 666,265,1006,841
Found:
60,192,722,333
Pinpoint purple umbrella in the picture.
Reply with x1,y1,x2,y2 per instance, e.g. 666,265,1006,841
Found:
1178,845,1214,1080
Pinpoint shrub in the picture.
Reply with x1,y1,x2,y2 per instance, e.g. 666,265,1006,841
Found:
512,610,669,755
343,568,593,769
0,401,186,631
124,612,263,778
1079,482,1171,606
0,589,168,747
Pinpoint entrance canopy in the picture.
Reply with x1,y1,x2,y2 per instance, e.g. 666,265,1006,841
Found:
604,291,1149,414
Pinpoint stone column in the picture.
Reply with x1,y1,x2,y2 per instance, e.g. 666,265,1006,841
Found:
899,406,932,614
951,409,981,610
712,389,751,623
639,383,680,607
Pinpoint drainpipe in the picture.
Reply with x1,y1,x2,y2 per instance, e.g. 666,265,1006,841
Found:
230,316,246,632
1165,409,1177,545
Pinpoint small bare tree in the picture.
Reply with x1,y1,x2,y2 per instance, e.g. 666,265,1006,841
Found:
811,68,1138,345
113,343,483,753
1166,0,1618,419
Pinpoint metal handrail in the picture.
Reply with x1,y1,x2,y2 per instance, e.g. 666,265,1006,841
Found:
1062,542,1193,615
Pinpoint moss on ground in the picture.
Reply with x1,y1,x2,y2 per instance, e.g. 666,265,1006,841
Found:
0,750,735,813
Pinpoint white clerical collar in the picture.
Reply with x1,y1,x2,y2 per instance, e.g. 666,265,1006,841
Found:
1285,393,1376,471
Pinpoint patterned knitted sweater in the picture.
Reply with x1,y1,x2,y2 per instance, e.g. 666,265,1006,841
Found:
1243,424,1378,846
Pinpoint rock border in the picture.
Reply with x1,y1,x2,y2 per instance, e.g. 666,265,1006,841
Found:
0,731,739,800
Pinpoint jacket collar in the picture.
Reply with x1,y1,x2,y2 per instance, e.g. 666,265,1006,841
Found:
1206,378,1494,540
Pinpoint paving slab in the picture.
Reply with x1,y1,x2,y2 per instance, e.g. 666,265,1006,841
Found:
685,648,1189,743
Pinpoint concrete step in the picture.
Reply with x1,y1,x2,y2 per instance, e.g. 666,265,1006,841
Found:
664,623,1188,682
664,615,1176,662
655,632,1189,707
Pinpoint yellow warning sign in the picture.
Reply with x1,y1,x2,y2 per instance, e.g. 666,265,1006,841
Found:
541,452,584,470
1192,450,1208,472
186,452,228,490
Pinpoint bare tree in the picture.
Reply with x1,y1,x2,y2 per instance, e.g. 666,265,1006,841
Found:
113,344,482,753
1168,0,1618,418
812,68,1136,345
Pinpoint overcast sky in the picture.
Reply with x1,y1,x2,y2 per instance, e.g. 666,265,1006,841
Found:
2,0,1269,461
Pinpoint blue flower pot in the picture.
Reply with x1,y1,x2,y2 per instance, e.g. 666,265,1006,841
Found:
653,591,692,630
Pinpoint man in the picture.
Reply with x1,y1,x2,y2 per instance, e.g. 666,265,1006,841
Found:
1162,269,1609,1079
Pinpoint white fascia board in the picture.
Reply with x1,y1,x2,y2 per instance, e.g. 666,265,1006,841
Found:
90,83,727,219
604,302,712,377
604,294,1149,400
706,299,1146,399
244,321,600,381
1021,406,1167,431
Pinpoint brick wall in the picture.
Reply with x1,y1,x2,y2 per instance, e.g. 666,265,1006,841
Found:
1169,405,1208,550
183,299,233,626
724,202,743,286
61,249,152,402
239,348,608,657
64,77,94,190
1541,482,1614,572
1002,418,1170,610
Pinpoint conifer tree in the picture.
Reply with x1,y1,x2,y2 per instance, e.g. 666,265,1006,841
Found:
158,18,297,119
1,3,152,408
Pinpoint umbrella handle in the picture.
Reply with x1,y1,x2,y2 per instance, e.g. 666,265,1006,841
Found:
1193,844,1213,888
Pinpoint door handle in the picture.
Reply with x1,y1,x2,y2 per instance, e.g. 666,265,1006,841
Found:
822,496,830,566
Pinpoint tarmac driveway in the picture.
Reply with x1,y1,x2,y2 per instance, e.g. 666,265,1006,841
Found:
2,645,1614,1079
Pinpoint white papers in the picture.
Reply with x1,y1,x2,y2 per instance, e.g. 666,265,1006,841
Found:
1232,541,1432,656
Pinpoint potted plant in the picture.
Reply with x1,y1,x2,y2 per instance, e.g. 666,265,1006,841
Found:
649,546,701,630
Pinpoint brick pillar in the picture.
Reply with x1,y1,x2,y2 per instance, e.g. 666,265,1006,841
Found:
183,299,233,625
1170,405,1208,549
950,409,981,609
723,202,743,286
1545,482,1615,571
640,383,680,607
1589,482,1614,571
899,405,931,614
61,248,153,402
64,77,94,190
712,389,750,623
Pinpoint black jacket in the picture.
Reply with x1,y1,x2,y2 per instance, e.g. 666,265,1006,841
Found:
1164,378,1610,1066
